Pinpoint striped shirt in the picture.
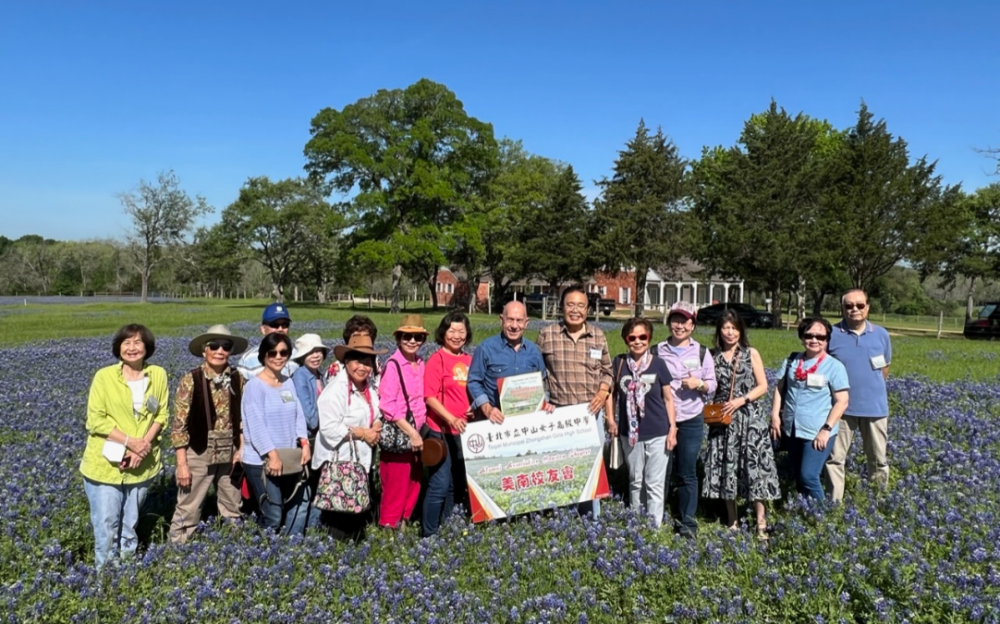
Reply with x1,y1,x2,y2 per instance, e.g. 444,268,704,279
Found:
241,376,308,466
536,322,613,407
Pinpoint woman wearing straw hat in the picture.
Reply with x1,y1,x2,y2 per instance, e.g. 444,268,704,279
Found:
377,314,429,529
313,333,387,540
169,324,249,543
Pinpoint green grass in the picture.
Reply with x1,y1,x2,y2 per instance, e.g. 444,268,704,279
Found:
2,298,999,381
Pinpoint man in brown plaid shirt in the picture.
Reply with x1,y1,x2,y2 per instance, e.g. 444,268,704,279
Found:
536,285,615,516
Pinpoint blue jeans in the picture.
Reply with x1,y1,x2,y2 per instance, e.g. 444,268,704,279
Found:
788,434,836,500
422,431,462,536
672,416,704,535
83,477,150,567
243,463,310,536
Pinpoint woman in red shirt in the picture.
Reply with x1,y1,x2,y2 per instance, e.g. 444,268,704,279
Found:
422,311,474,536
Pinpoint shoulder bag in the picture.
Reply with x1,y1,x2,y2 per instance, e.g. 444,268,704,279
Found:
313,434,370,514
703,350,737,427
378,359,418,453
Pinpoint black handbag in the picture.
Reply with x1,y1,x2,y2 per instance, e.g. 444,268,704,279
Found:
378,359,418,453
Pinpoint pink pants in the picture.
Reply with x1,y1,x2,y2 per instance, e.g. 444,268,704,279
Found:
379,451,422,528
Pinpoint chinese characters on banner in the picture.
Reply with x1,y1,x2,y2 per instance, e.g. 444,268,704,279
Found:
461,403,610,523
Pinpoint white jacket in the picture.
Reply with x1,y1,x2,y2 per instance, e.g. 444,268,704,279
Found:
312,370,380,472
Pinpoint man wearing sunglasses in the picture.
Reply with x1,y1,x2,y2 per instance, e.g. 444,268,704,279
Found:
237,302,299,380
825,288,892,502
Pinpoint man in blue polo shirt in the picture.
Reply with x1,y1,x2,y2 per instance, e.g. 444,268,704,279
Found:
467,300,547,424
825,288,892,501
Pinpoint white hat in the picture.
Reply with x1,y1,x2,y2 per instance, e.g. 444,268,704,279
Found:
293,333,330,363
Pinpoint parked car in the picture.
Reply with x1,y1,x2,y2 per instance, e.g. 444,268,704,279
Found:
514,291,616,317
587,293,616,317
964,303,1000,340
695,303,775,329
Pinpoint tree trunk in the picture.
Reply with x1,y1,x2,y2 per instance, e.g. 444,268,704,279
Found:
967,278,977,320
390,264,402,313
272,283,284,303
140,268,150,303
771,286,783,329
811,289,826,317
429,276,439,310
317,285,327,304
635,269,647,317
796,275,807,322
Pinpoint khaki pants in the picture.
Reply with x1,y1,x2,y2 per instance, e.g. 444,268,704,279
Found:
168,447,242,543
825,416,889,501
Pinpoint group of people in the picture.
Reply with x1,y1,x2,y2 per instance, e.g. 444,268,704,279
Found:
79,287,891,565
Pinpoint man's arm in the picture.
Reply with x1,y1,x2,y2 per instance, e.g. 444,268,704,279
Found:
466,343,492,410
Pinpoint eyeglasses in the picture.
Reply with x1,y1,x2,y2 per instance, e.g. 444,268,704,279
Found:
268,321,290,329
266,349,291,358
206,341,233,352
802,333,828,342
563,302,588,311
400,333,426,343
626,334,649,343
843,303,867,310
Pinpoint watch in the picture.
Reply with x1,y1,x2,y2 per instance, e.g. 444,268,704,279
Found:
821,423,833,432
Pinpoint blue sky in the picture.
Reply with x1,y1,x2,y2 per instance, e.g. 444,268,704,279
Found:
2,1,998,241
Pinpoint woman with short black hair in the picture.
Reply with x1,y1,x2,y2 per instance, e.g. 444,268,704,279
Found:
79,323,168,566
771,317,850,500
241,332,312,535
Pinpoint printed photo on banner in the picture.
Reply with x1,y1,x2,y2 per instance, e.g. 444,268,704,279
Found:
497,371,546,417
460,403,610,523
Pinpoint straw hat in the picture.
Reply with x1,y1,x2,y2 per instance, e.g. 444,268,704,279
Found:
293,333,329,363
333,334,388,363
188,324,248,357
393,314,428,336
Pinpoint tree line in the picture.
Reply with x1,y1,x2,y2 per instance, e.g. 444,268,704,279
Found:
4,79,998,323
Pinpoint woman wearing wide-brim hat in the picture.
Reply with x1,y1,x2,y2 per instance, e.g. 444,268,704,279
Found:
313,333,387,540
291,334,331,439
377,314,431,529
169,324,248,544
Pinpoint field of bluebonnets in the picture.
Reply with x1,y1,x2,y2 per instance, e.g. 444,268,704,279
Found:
3,305,1000,623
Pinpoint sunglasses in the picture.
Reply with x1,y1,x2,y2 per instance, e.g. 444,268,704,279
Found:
843,303,867,310
626,334,649,343
802,333,828,342
206,341,234,352
268,321,290,329
266,349,291,358
399,332,426,343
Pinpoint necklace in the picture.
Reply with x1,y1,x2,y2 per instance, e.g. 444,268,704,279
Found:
794,353,825,381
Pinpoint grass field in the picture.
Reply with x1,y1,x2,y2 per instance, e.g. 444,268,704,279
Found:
2,298,998,381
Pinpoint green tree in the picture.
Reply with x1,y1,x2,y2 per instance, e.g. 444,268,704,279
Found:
917,184,1000,318
826,103,960,294
304,78,497,312
521,165,591,293
592,121,690,316
219,176,337,301
118,170,212,302
691,103,831,327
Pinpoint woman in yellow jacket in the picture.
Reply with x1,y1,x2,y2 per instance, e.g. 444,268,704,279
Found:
79,324,169,567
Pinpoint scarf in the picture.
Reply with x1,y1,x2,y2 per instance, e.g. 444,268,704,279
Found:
626,352,653,447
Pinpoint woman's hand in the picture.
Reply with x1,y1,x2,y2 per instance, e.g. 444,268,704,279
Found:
127,437,152,459
408,431,424,452
721,397,747,417
448,416,467,434
232,448,242,466
266,453,283,476
176,463,192,489
769,416,782,441
666,430,678,452
606,418,619,438
300,441,311,465
813,429,830,451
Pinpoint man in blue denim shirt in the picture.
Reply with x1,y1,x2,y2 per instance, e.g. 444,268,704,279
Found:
467,301,547,423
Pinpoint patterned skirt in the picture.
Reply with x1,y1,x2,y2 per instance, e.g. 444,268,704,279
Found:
701,401,781,501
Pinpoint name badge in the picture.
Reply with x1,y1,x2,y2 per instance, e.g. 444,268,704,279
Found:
590,348,602,360
682,358,700,371
280,390,296,403
807,374,826,388
145,396,159,413
640,373,657,385
870,354,887,370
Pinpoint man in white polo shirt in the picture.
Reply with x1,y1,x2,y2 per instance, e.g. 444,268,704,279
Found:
825,288,892,501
